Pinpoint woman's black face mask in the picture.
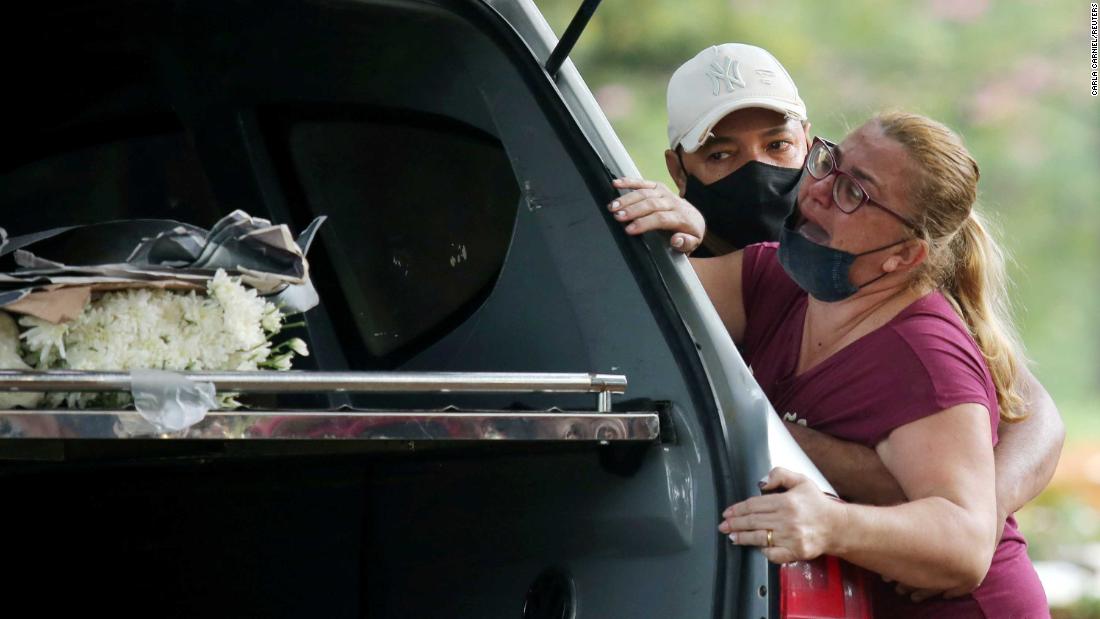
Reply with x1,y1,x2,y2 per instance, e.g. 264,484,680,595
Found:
777,211,909,302
679,153,804,254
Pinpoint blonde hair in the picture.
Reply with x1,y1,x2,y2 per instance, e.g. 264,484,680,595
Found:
873,111,1027,422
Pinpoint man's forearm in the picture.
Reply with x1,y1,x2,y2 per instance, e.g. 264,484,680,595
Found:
994,368,1065,519
785,421,907,505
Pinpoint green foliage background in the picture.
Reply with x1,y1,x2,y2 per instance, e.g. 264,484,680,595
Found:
537,0,1099,438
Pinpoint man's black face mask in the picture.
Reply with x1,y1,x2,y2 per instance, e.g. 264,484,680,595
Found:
679,154,804,255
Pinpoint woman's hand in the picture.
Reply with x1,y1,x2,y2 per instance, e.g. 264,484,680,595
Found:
718,467,845,564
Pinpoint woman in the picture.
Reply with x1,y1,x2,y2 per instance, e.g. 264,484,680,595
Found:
622,112,1047,616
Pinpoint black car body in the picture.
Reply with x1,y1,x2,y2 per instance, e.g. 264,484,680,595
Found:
0,1,854,617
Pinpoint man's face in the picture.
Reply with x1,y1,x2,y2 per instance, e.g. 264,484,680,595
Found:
665,107,811,194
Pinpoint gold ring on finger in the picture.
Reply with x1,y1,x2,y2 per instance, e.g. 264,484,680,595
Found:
766,529,773,548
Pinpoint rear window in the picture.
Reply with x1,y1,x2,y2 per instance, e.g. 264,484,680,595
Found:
270,109,520,362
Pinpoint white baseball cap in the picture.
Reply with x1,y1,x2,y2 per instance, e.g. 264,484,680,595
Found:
667,43,807,153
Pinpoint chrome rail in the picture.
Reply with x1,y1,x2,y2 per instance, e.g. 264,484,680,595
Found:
0,370,625,395
0,371,659,443
0,408,659,441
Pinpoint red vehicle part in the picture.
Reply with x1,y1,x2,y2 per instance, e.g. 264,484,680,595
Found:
780,556,874,618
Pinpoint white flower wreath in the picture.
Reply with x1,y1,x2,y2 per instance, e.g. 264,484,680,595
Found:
6,269,308,409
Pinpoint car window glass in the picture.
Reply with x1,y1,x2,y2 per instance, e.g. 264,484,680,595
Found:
279,113,519,360
0,131,221,234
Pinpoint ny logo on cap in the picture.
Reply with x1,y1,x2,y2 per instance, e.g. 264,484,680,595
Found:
705,56,746,96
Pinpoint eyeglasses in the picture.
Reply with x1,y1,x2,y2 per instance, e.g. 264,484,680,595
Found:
805,137,917,229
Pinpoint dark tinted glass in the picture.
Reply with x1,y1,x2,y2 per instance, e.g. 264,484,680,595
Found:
283,115,519,360
0,132,221,234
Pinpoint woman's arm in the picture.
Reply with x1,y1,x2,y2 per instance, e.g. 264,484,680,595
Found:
782,366,1063,532
721,403,998,591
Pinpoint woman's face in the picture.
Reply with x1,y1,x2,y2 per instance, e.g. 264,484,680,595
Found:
793,122,918,281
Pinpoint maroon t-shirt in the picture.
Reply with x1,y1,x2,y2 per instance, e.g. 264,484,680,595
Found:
740,243,1048,618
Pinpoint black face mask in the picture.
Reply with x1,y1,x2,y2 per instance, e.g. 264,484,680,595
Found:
681,158,804,255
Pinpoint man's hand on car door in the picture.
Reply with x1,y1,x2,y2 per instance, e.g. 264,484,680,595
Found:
610,177,705,253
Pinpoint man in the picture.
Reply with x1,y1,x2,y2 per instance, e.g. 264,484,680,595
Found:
609,43,1064,600
610,44,810,255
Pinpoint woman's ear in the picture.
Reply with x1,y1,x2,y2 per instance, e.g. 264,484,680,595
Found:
665,149,687,196
885,238,928,273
